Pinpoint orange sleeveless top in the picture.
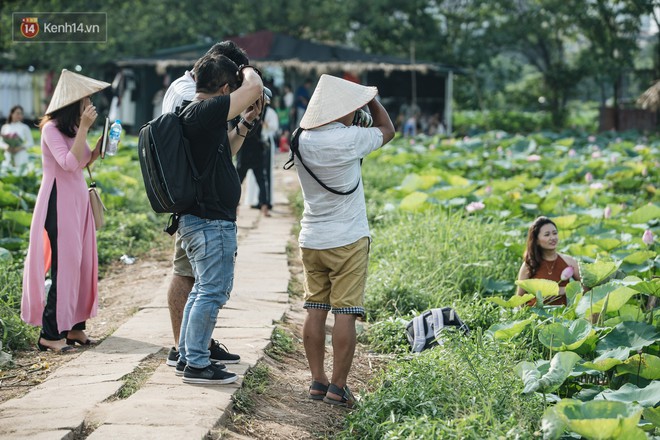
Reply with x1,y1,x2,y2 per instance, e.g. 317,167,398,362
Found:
529,255,570,306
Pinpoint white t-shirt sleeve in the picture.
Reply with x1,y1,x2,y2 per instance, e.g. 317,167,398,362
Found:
352,126,383,158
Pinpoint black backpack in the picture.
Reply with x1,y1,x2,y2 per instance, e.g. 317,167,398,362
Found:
405,307,470,353
137,103,222,234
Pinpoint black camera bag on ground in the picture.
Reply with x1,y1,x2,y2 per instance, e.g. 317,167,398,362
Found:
138,102,221,234
405,307,470,353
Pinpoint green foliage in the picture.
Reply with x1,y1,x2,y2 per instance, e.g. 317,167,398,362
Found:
364,207,518,323
0,261,38,350
340,336,545,440
360,316,410,354
265,326,296,362
232,363,270,414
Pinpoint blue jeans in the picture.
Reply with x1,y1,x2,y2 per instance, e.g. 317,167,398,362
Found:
177,214,237,369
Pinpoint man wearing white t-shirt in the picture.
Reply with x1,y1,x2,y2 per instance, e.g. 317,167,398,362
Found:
290,75,394,408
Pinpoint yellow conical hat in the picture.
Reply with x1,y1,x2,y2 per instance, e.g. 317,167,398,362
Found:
46,69,110,114
299,74,377,129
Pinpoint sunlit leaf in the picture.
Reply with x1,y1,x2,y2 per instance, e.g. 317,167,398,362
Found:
628,204,660,224
486,318,535,340
553,214,579,230
623,250,656,265
515,352,581,394
575,283,637,317
538,319,593,351
1,210,32,228
549,399,645,440
629,278,660,297
616,354,660,380
515,278,559,298
580,261,620,288
591,238,622,251
487,294,534,308
399,192,428,211
643,407,660,427
581,347,630,371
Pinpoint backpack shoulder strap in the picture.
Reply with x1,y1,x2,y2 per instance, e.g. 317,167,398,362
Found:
284,128,361,196
411,314,428,353
430,308,445,340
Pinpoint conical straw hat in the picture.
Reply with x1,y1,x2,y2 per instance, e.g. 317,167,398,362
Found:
46,69,111,114
299,74,377,129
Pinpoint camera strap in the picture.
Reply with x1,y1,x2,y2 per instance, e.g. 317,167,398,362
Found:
283,128,362,196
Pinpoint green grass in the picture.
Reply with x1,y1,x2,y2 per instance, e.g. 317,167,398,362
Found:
265,326,296,362
232,362,270,413
340,334,545,439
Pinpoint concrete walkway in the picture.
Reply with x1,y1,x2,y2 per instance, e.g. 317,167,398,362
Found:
0,160,298,439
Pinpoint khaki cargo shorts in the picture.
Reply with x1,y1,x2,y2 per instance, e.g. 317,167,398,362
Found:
173,232,194,278
301,237,370,317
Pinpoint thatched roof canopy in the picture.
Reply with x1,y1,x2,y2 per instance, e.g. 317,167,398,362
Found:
118,30,461,76
637,80,660,111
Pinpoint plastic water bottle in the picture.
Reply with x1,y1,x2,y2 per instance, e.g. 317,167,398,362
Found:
106,119,122,156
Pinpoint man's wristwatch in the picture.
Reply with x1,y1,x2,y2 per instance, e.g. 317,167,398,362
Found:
240,118,254,130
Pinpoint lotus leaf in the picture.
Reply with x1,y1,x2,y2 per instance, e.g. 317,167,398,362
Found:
0,247,12,263
581,347,631,371
575,283,636,317
553,214,579,230
592,238,622,251
1,210,32,228
594,382,660,408
0,187,21,207
616,354,660,380
629,278,660,297
400,174,439,193
399,192,428,211
430,184,478,200
580,261,619,288
565,280,583,306
567,243,600,259
628,204,660,224
487,294,534,308
515,278,559,298
643,407,660,428
596,321,660,354
486,318,534,340
556,137,575,147
545,399,645,440
623,250,656,265
539,319,593,351
516,352,581,394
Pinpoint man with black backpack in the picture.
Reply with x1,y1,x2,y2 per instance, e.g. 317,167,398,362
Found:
173,54,263,385
161,42,248,372
290,75,394,406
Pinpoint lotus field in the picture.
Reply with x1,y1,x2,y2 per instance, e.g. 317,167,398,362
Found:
0,128,658,439
345,130,659,439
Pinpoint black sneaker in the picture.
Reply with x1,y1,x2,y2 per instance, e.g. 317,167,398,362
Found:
182,364,238,385
166,347,179,367
209,339,241,364
175,359,226,376
175,360,186,377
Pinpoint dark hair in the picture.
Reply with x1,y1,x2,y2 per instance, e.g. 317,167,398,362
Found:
205,40,249,67
193,54,240,94
524,216,558,277
8,105,24,123
39,101,81,138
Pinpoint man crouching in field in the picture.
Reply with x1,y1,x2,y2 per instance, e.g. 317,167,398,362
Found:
288,75,395,407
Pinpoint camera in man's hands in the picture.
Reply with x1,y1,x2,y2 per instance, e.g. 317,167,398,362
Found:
260,86,272,120
352,108,373,128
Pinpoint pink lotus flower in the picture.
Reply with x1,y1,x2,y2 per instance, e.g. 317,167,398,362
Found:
603,206,611,219
465,201,485,213
527,154,541,162
560,266,574,281
642,229,655,246
591,151,602,159
609,155,617,164
409,139,416,145
429,143,436,150
568,149,576,157
585,172,593,183
588,135,596,142
634,144,646,152
590,182,604,190
484,185,492,195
